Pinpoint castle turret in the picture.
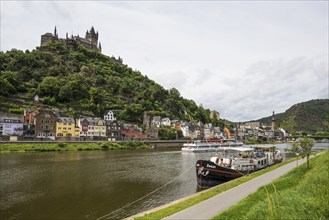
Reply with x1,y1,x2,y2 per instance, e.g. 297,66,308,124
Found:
54,26,58,38
90,26,95,34
85,26,98,47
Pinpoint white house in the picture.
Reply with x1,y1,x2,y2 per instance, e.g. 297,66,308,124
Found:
181,124,190,137
104,110,116,122
161,118,171,126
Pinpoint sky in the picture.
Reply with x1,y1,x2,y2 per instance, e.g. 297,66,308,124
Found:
1,1,328,122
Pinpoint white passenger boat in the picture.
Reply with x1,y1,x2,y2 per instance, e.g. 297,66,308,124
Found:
181,139,243,152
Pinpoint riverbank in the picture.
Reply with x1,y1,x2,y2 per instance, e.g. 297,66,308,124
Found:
0,141,150,152
132,150,327,220
131,159,295,220
212,150,328,220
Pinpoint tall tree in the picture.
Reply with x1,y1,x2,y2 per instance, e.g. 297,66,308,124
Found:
286,137,314,169
298,137,314,169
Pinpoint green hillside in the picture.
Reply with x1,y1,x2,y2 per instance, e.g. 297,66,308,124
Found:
257,99,329,132
0,40,223,126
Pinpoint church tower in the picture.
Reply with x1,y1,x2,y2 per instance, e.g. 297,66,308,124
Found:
271,111,276,131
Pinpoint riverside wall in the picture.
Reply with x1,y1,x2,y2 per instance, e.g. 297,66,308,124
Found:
0,140,186,148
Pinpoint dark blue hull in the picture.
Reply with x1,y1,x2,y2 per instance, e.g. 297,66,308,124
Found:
196,159,244,189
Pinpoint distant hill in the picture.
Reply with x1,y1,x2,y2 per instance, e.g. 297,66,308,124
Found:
256,99,329,132
0,40,224,126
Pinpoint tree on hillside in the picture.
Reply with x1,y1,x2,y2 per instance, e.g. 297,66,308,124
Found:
0,40,223,125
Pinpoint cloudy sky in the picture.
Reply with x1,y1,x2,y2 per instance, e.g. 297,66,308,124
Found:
1,1,328,122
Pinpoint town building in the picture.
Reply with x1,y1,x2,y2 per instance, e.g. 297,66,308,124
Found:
34,110,57,140
151,116,161,127
78,118,106,141
104,110,116,122
24,109,39,124
79,118,90,141
0,118,23,136
239,121,260,130
93,119,106,141
106,120,123,141
23,109,39,138
180,122,190,138
161,118,171,126
122,123,145,140
56,117,80,141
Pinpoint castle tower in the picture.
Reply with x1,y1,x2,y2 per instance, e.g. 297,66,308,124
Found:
85,26,98,47
41,26,58,46
143,112,151,129
271,111,276,131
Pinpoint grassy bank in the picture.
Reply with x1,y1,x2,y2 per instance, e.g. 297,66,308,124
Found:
134,157,300,220
213,150,329,220
0,141,150,152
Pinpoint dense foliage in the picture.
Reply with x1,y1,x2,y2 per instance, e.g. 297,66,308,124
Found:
256,99,329,133
0,41,223,125
158,126,184,140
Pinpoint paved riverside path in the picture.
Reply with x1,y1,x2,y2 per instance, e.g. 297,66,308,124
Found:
163,157,309,220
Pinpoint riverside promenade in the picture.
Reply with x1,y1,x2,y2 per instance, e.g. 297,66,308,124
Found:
131,156,311,220
163,156,309,220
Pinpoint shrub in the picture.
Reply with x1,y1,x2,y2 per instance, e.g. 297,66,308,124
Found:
57,142,67,148
100,143,109,150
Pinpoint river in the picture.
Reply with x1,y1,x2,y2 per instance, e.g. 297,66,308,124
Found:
0,143,328,219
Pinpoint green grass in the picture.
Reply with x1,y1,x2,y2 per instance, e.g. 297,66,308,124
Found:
0,141,150,152
212,150,329,220
134,157,299,220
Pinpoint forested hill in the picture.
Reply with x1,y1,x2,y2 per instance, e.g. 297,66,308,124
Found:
0,41,223,125
256,99,329,132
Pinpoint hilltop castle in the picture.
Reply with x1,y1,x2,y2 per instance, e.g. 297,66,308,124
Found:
40,26,102,53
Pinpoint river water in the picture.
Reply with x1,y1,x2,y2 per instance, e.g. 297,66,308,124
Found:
1,143,328,219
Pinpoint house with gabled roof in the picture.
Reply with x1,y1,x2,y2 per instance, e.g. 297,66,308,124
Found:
56,117,80,141
34,110,58,140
